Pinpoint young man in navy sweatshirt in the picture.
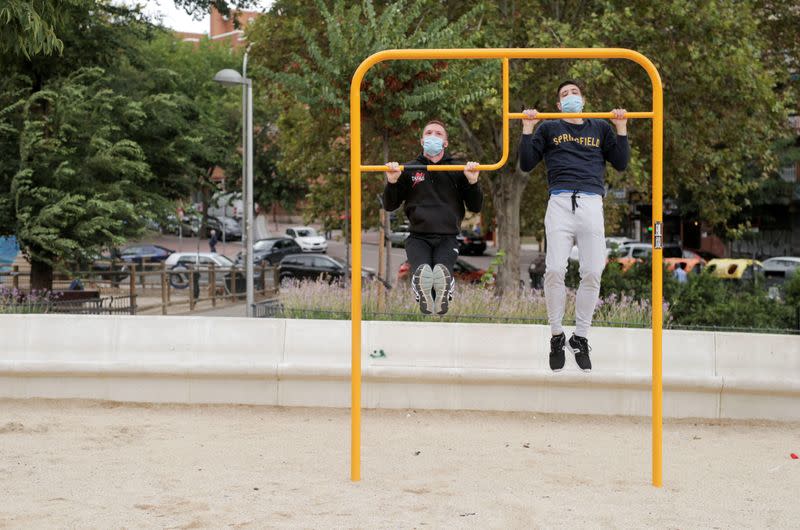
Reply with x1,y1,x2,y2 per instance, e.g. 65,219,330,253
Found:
519,80,629,372
383,120,483,315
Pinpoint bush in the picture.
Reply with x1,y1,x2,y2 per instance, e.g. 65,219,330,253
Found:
565,257,678,301
783,271,800,307
669,273,794,330
566,256,796,331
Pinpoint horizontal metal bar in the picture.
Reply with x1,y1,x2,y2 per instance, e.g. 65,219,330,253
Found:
508,111,654,120
362,164,488,172
360,47,658,63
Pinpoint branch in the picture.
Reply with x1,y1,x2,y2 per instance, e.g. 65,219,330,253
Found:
457,114,486,159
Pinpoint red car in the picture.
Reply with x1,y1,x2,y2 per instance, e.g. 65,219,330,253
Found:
396,259,489,284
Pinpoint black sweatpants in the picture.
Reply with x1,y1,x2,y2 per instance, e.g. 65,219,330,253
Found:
405,233,459,275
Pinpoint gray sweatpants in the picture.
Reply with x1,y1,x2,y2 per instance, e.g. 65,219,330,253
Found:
544,193,606,338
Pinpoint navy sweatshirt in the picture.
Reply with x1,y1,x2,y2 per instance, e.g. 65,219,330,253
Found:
519,119,630,195
383,153,483,235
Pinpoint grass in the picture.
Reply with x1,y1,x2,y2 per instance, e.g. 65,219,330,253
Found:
277,279,661,327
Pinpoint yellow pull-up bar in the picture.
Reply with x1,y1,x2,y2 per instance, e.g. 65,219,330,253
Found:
349,48,664,487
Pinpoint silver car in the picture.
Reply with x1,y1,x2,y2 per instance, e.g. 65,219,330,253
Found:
762,257,800,278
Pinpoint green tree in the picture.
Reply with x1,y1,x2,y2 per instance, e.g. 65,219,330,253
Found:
0,0,260,59
0,0,159,220
244,0,792,298
249,0,489,228
446,0,789,293
570,0,788,231
1,4,247,289
0,73,30,234
13,68,165,289
0,0,76,58
120,34,244,230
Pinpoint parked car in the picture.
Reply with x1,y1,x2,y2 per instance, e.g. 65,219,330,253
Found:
457,230,487,256
119,244,174,264
164,252,237,290
388,224,411,247
286,226,328,253
610,242,684,271
164,214,200,237
278,254,374,283
605,236,637,249
207,216,242,241
164,252,234,269
705,259,764,280
234,237,302,267
565,237,636,262
89,250,129,285
762,257,800,278
562,241,703,274
396,259,490,284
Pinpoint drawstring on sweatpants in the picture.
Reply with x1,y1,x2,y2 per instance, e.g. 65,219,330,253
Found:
571,190,579,213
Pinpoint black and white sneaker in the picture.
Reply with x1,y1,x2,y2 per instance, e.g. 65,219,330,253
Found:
432,264,452,315
549,333,566,371
411,264,434,315
568,334,592,372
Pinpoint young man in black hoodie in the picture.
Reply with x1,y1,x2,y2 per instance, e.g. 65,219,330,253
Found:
519,80,629,372
383,120,483,315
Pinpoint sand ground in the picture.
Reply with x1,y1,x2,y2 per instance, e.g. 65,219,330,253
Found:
1,399,798,529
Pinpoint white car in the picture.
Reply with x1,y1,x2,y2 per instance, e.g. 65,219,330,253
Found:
567,237,637,261
606,236,637,249
164,252,235,269
614,242,685,259
164,252,236,290
762,257,800,278
286,226,328,253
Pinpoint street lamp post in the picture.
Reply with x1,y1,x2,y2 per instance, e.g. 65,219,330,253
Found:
214,51,255,317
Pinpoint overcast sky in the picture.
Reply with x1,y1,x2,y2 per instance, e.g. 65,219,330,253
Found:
121,1,271,34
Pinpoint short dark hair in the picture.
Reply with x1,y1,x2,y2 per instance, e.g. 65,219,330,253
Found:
422,120,447,137
556,80,583,100
679,262,687,270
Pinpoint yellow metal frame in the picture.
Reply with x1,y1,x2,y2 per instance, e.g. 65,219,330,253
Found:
349,48,664,487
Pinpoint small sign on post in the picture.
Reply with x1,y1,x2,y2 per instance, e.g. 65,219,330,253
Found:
654,221,663,249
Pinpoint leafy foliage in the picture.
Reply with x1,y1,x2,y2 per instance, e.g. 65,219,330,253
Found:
12,68,164,272
566,258,798,331
250,0,490,226
0,3,246,288
0,0,74,58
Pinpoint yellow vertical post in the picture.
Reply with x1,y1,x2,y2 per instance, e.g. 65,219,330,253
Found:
502,58,509,156
650,68,665,488
349,61,364,483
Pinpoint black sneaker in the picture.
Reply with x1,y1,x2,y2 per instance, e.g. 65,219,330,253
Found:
432,264,452,315
549,333,566,372
568,334,592,372
411,264,434,315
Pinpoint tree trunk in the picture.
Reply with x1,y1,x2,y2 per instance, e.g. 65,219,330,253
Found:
488,169,529,296
30,257,54,292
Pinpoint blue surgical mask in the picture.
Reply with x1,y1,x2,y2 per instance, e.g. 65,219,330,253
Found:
422,136,444,156
560,94,584,113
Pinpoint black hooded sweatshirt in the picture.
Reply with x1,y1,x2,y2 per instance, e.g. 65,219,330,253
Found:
382,152,483,235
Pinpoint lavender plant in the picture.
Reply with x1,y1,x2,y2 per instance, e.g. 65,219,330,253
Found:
0,286,61,314
278,280,665,327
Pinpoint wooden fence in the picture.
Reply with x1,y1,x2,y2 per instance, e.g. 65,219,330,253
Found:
0,261,278,315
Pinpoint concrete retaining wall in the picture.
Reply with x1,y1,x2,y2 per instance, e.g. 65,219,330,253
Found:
1,314,798,420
